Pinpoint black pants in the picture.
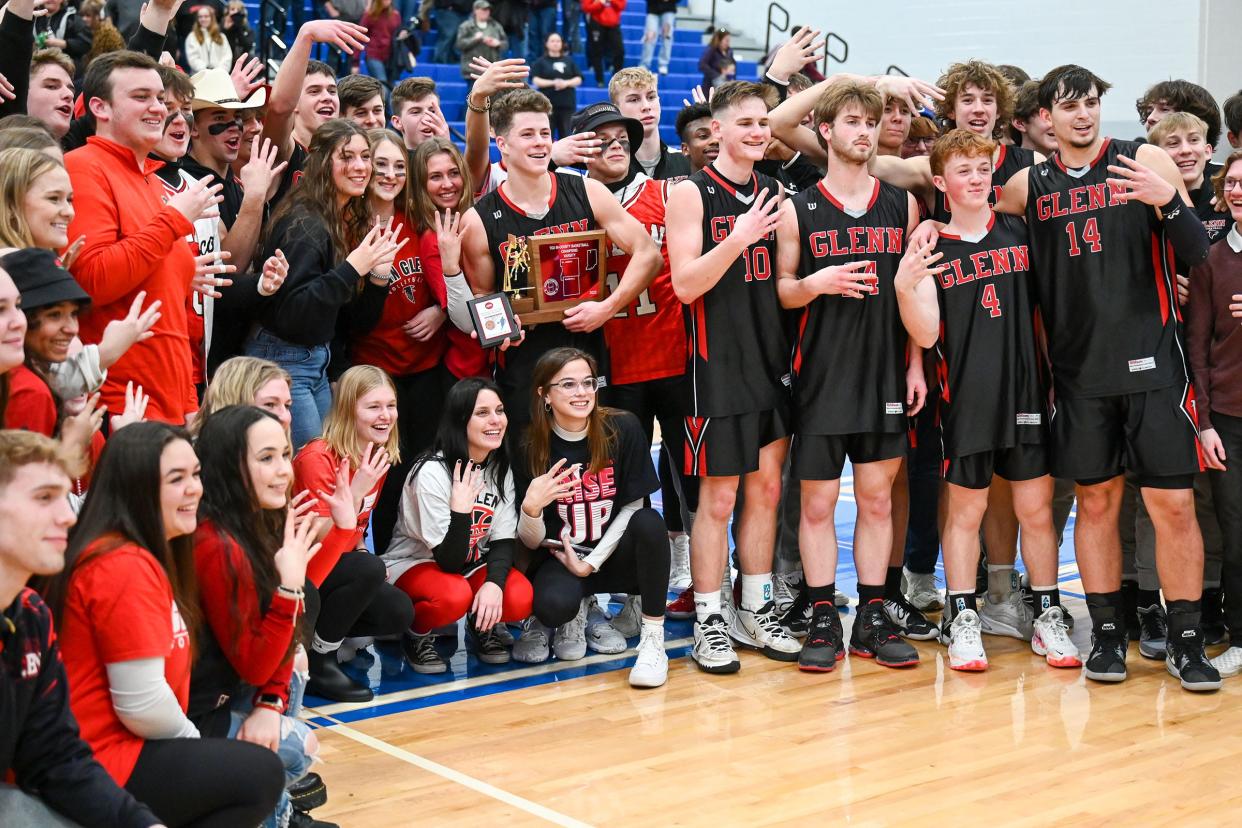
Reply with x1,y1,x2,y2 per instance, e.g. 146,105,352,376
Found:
602,375,699,530
1210,411,1242,638
529,507,669,624
585,20,623,84
125,737,284,828
372,366,448,555
316,550,414,642
904,400,942,574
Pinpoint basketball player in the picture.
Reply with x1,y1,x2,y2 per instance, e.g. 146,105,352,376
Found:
774,80,929,672
992,64,1217,691
459,89,662,433
895,129,1080,671
665,80,801,673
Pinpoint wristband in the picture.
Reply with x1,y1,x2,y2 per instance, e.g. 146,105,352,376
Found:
1159,191,1187,219
466,94,491,114
254,693,285,714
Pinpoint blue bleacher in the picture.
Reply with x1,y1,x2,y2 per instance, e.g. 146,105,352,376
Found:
249,0,757,151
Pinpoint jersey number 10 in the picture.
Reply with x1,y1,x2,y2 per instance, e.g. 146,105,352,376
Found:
742,245,772,282
1064,217,1103,257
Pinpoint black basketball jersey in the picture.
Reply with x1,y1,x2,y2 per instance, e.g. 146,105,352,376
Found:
684,164,788,418
475,170,599,285
790,178,911,435
933,213,1046,458
1026,138,1185,397
932,144,1036,223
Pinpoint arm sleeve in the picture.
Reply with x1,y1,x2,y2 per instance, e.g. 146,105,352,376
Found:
1160,193,1211,268
581,499,640,571
432,511,472,572
126,20,172,59
444,272,477,333
517,507,546,549
13,598,162,828
1186,259,1215,431
0,12,34,118
105,658,201,740
484,538,514,587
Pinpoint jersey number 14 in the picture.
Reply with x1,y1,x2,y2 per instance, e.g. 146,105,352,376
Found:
1064,217,1102,257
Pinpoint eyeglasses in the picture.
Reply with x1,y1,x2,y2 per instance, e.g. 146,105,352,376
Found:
548,377,601,394
1223,178,1242,191
602,136,630,152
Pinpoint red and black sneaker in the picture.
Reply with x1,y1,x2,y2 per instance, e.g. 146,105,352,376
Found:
797,603,844,672
666,586,695,619
848,600,919,667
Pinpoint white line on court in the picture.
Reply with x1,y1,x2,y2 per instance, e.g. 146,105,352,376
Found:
318,716,595,827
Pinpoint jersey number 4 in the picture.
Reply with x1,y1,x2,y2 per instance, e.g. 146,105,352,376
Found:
1064,217,1102,257
980,283,1002,318
606,272,657,318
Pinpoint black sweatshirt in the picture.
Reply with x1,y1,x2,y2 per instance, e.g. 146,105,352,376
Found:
257,206,387,347
1,589,160,828
0,11,34,121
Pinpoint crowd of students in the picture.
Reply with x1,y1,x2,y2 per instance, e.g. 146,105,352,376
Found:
0,0,1241,824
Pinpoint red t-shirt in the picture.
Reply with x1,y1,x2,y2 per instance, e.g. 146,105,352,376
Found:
4,365,57,434
603,178,686,385
419,228,490,379
59,539,192,785
349,218,446,377
293,440,386,584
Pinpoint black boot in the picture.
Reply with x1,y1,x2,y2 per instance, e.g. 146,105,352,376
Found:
307,649,373,703
288,772,327,812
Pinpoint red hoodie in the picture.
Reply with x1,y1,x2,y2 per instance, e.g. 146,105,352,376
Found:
581,0,626,27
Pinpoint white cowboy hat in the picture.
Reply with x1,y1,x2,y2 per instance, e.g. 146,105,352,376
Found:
190,68,267,111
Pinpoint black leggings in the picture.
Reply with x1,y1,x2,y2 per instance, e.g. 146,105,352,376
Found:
316,550,414,642
125,737,284,828
529,507,669,625
1210,412,1242,638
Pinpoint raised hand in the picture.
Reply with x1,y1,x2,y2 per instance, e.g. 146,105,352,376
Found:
448,459,485,513
433,209,466,273
1107,155,1176,207
875,75,945,116
521,458,579,513
551,131,602,167
190,250,237,299
731,188,783,248
259,250,290,296
768,26,824,82
810,259,877,299
167,175,224,223
230,54,265,101
59,235,86,271
421,105,451,139
298,19,369,53
469,56,528,98
347,218,407,279
274,502,323,590
894,238,946,292
681,84,714,108
59,392,105,467
112,382,149,431
98,291,161,368
238,135,289,198
349,442,391,510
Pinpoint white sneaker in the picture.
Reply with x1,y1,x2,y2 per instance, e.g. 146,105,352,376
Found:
669,535,691,590
692,613,740,674
834,589,850,608
731,601,802,661
1210,645,1242,678
629,625,668,688
903,567,944,612
979,589,1034,641
553,599,588,661
586,597,626,654
945,609,988,671
512,616,550,663
1031,606,1082,668
612,594,641,638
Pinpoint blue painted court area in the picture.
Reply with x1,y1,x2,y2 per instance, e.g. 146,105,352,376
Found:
307,460,1084,724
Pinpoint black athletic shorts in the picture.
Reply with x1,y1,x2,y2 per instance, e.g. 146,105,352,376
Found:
790,431,907,481
1050,384,1203,486
683,402,790,477
942,443,1048,490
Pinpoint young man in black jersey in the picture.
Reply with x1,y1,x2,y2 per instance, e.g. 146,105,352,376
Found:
774,80,929,672
459,89,661,432
675,101,717,175
992,64,1217,691
895,129,1080,672
666,80,802,673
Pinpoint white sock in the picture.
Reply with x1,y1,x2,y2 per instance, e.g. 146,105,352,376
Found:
311,633,342,655
986,564,1016,603
641,616,665,634
694,590,722,623
740,572,773,611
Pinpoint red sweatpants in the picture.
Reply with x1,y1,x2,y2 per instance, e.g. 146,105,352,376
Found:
394,564,533,634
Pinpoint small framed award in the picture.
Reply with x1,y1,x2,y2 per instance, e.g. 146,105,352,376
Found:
467,292,522,348
501,229,609,324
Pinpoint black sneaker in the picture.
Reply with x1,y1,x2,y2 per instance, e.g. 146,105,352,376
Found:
849,601,919,667
798,606,844,672
1137,604,1167,660
402,633,447,674
1083,624,1129,683
780,589,811,639
883,594,939,641
1201,588,1228,646
468,617,511,664
1166,629,1222,692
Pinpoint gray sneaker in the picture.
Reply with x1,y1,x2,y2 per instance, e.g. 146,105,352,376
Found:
979,589,1034,641
512,616,550,663
553,599,588,661
586,597,626,654
612,594,641,638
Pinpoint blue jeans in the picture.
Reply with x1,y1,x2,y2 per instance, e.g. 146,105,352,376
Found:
526,6,557,63
366,56,389,84
641,11,675,71
433,8,464,63
227,694,316,828
244,328,330,450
